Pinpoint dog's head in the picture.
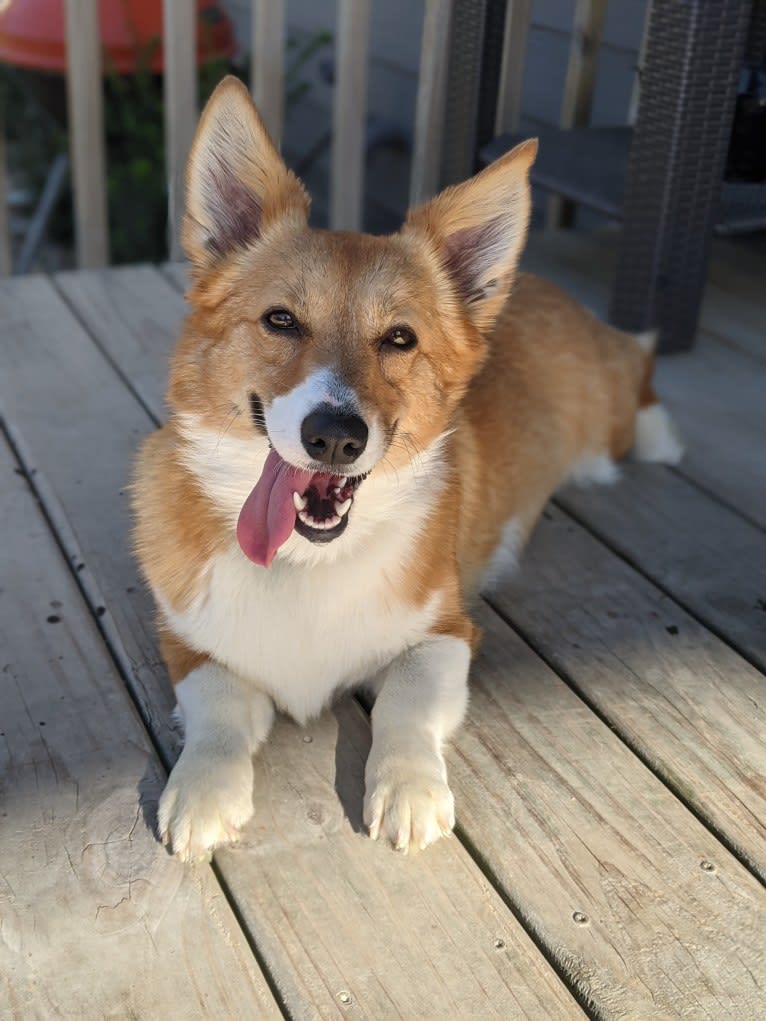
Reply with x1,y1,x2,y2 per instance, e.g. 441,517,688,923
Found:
170,77,536,567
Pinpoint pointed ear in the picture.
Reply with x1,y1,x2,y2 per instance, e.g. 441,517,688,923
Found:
182,76,309,270
402,139,537,331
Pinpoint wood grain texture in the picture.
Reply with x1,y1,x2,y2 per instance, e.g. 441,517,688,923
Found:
487,503,766,881
409,0,453,205
653,337,766,531
455,604,766,1020
55,264,184,416
330,0,371,230
55,264,766,1018
0,442,281,1020
548,0,609,227
494,0,532,135
221,701,582,1020
64,0,108,267
559,463,766,672
4,272,580,1019
251,0,286,146
0,275,178,754
163,0,198,262
559,0,610,131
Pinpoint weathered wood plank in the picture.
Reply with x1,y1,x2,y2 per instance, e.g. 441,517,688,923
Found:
494,0,532,135
64,0,108,267
559,0,610,132
222,702,582,1020
487,503,766,881
4,272,580,1020
56,264,183,416
330,0,371,230
559,464,766,672
458,604,766,1020
548,0,609,227
162,0,198,261
653,339,766,530
59,265,766,1017
0,441,281,1019
523,229,766,529
1,276,177,753
251,0,286,146
409,0,453,206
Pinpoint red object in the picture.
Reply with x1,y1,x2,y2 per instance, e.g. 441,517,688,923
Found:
0,0,235,74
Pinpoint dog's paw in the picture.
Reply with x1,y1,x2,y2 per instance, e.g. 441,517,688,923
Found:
158,747,254,862
363,754,455,852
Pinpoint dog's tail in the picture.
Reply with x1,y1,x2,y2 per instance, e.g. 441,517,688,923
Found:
631,330,685,465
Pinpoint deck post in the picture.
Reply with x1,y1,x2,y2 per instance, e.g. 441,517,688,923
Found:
609,0,751,353
64,0,109,268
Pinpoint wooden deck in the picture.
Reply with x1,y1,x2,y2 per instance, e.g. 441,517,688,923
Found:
1,231,764,1019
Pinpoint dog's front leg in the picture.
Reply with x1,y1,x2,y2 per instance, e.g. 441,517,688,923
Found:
364,634,470,852
158,661,274,862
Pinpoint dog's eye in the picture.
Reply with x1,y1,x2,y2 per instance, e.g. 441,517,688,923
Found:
382,326,417,352
263,308,298,332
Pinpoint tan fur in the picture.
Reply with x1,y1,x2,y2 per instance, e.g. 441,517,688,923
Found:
133,76,660,679
160,627,210,685
453,274,647,591
132,424,227,612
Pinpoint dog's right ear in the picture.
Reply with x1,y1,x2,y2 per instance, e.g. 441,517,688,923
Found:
183,76,309,271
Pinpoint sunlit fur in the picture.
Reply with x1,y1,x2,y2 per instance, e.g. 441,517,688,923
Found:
132,78,682,860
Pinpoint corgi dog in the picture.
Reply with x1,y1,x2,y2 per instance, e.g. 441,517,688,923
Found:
133,77,683,862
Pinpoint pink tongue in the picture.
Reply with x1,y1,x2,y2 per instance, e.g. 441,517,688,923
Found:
236,449,315,567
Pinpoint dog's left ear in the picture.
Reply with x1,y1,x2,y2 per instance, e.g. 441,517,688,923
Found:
403,139,537,331
183,76,309,271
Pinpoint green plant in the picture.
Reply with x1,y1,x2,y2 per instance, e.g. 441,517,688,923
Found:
1,27,330,265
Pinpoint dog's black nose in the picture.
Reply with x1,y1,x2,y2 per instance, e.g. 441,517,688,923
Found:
301,406,368,465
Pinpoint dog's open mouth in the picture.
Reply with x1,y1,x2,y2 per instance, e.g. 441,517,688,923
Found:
236,448,366,566
293,473,364,543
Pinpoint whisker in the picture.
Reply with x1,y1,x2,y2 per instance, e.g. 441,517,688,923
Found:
213,406,242,454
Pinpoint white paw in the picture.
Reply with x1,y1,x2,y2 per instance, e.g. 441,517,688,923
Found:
158,746,254,862
363,754,455,852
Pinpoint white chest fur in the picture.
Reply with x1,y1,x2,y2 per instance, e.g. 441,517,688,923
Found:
163,421,450,723
161,537,441,723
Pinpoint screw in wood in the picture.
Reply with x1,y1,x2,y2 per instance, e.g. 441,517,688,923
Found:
337,990,353,1005
700,860,716,873
572,911,589,925
494,938,506,950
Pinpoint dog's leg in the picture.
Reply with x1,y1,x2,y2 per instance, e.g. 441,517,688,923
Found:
364,634,470,852
158,661,274,861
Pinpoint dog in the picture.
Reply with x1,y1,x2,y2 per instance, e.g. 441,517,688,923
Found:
132,77,683,861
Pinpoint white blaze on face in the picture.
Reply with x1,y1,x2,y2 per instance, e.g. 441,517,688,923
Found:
265,367,386,473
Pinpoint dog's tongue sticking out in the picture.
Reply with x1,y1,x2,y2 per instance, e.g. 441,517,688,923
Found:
236,449,315,567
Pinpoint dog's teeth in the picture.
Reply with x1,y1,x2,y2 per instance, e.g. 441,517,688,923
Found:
293,492,307,511
335,498,352,517
298,509,342,530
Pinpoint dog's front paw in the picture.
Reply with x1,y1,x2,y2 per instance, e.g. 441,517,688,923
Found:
363,754,455,852
158,746,254,862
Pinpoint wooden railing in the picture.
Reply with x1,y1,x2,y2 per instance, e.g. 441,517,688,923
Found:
0,0,623,272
